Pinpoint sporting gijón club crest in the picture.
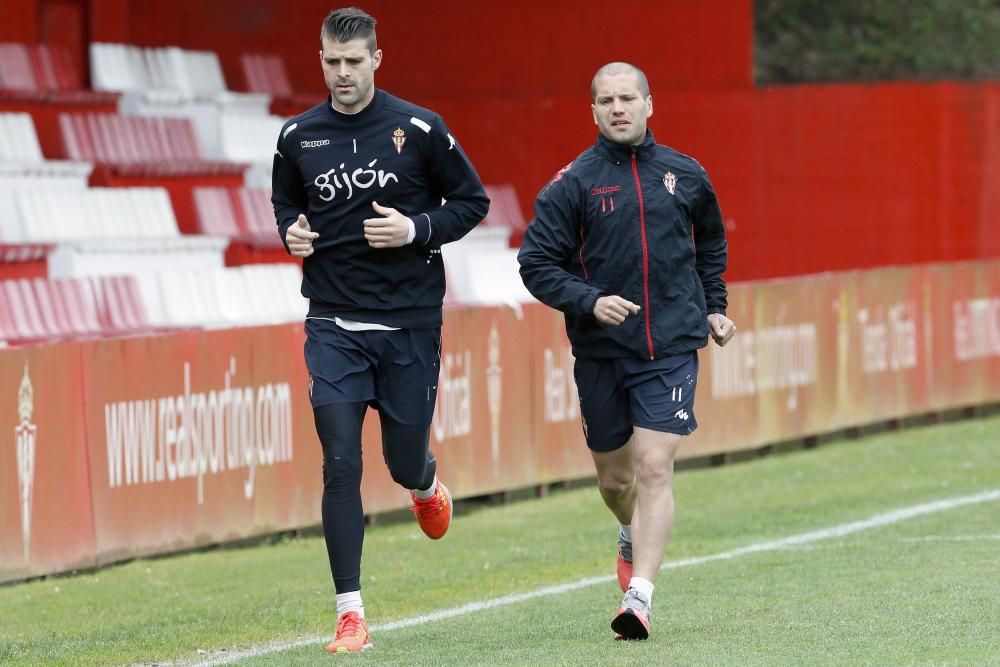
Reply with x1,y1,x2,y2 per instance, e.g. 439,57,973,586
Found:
663,171,677,195
14,363,37,561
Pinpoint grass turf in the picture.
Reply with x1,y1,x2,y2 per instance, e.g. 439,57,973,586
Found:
1,412,998,665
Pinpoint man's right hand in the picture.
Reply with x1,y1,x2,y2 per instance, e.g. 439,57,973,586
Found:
286,214,319,257
593,295,640,326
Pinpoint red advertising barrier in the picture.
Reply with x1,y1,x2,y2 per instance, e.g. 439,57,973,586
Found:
3,260,1000,582
689,282,757,457
0,344,94,581
79,325,319,564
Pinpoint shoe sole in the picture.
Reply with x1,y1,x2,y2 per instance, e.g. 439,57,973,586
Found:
611,609,649,640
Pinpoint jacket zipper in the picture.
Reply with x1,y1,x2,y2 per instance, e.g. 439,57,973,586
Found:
630,151,655,360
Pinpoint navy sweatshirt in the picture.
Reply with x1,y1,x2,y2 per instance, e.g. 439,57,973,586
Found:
518,131,728,360
272,89,489,328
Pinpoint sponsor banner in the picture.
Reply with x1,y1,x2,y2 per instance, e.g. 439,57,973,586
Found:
748,273,836,445
81,326,319,564
0,345,95,582
928,260,1000,410
525,303,593,484
848,266,929,423
432,306,535,497
989,260,1000,399
4,260,1000,580
690,282,758,456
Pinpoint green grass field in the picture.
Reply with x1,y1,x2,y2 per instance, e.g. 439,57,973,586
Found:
3,413,1000,666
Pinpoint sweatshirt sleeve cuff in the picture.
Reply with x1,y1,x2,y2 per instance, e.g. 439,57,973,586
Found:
278,218,296,254
412,213,432,246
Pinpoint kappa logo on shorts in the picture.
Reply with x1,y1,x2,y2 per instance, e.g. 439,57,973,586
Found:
674,409,689,421
308,374,314,398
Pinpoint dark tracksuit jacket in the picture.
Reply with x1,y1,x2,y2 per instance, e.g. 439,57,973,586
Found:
518,131,728,360
271,89,490,329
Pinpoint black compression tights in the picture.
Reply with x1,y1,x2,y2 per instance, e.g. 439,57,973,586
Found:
313,402,437,594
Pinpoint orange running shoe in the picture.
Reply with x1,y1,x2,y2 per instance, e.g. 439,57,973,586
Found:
616,528,633,593
325,611,373,654
410,481,452,539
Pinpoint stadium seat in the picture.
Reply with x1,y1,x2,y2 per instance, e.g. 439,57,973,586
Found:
91,43,273,161
441,246,534,310
1,279,50,342
57,112,247,176
0,112,92,177
92,274,152,335
217,112,285,181
0,42,118,109
0,111,44,160
482,184,529,246
193,186,283,248
241,54,293,98
27,44,80,91
148,264,305,329
8,187,180,243
51,277,103,337
240,53,318,117
0,43,37,92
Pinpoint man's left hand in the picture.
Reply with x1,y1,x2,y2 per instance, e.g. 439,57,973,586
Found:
708,313,736,347
363,201,411,248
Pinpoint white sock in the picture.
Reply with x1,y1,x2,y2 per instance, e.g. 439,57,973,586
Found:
336,591,364,618
411,476,438,499
619,523,632,542
628,576,655,603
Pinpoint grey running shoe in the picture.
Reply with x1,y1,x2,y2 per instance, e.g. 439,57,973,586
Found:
616,527,633,593
611,587,651,640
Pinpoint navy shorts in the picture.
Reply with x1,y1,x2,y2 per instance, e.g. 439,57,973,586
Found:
304,318,441,428
574,351,699,452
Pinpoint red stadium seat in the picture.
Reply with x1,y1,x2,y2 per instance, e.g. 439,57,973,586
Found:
0,43,36,92
57,278,104,337
193,186,282,248
98,274,150,333
482,184,528,246
27,45,81,91
241,54,293,98
58,112,247,177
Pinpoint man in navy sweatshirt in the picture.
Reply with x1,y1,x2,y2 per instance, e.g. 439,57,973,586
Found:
518,62,735,642
271,6,489,654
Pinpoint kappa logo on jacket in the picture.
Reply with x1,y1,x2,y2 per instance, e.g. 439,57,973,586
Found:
301,139,331,148
591,185,621,214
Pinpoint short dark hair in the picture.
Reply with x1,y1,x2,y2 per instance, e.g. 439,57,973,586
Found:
321,7,378,53
591,62,650,100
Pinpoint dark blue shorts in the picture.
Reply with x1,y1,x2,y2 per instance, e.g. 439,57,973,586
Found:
304,318,441,428
574,351,699,452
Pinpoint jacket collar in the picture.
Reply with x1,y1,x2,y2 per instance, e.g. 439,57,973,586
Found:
325,88,386,124
595,130,656,163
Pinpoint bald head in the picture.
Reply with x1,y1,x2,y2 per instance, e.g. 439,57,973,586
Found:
591,62,649,101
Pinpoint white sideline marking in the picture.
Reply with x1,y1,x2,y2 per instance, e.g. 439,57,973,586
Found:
189,489,1000,666
901,534,1000,542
